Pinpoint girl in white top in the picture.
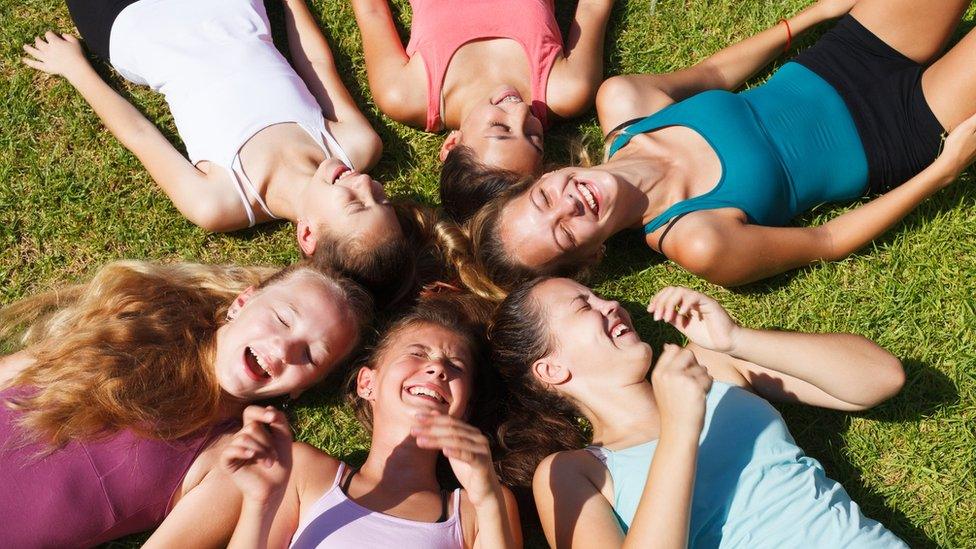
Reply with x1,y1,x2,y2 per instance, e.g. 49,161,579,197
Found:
24,0,416,300
219,291,522,548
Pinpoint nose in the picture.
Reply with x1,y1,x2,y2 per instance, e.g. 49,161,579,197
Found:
596,295,622,317
554,188,582,218
425,359,448,380
348,174,379,204
278,334,310,366
508,101,533,131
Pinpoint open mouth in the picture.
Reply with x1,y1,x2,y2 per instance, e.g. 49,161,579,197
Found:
576,181,600,217
329,164,355,185
606,318,633,341
243,347,273,382
404,384,448,406
492,87,524,105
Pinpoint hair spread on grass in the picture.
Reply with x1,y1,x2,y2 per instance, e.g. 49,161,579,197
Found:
309,201,437,309
439,145,523,224
345,288,499,438
488,276,587,487
0,260,371,449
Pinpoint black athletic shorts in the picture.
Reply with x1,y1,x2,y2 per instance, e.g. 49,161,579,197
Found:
794,15,946,194
66,0,140,61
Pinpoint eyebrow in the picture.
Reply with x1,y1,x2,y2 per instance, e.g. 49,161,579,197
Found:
488,134,543,155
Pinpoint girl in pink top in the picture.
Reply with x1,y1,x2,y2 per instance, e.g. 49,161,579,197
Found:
350,0,615,221
220,291,521,548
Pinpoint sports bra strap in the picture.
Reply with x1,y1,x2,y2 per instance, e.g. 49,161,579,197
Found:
231,155,279,227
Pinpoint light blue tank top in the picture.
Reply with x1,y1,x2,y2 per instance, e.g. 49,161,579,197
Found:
586,381,906,548
606,63,869,234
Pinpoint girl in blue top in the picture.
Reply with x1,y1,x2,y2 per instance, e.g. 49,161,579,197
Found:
489,278,907,547
460,0,976,291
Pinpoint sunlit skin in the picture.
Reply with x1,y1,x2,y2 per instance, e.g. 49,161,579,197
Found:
441,85,545,176
214,271,358,402
498,156,658,270
359,323,477,431
293,157,404,255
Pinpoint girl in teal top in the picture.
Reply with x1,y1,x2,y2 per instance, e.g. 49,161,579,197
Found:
490,278,907,548
461,0,976,291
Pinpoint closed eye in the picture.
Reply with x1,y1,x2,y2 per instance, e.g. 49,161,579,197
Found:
490,122,511,132
275,311,290,327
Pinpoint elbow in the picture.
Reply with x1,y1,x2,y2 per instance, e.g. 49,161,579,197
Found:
596,76,639,130
183,200,237,233
371,84,416,125
872,351,906,406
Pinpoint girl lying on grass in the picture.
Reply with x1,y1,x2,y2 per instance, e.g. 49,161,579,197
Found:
462,0,976,290
490,279,907,547
0,260,372,547
23,0,428,304
349,0,615,222
220,291,521,548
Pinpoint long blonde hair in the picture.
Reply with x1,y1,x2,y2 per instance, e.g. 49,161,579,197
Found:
0,260,367,448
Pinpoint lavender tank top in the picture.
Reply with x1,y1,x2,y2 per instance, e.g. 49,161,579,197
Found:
289,462,464,548
0,387,232,548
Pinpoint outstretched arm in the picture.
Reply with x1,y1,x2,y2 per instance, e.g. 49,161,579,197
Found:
349,0,426,127
665,111,976,286
597,0,856,133
649,287,904,411
547,0,615,118
22,32,245,232
282,0,382,169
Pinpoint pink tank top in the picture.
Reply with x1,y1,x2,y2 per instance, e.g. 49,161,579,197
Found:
289,462,464,548
0,387,235,547
405,0,563,131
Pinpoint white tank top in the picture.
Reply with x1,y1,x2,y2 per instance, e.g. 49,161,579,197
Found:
108,0,353,226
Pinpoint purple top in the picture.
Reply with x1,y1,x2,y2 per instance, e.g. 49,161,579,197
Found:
0,387,233,548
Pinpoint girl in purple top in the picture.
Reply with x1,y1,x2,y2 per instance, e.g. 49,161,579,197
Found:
218,291,521,548
0,259,371,547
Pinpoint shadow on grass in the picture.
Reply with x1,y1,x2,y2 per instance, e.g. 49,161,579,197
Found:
780,359,957,549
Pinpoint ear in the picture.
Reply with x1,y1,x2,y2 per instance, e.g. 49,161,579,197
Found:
296,219,317,257
356,366,377,400
531,357,570,386
438,131,463,162
226,286,257,321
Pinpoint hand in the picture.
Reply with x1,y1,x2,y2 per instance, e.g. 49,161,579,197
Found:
648,286,741,354
22,32,89,81
412,412,502,509
934,111,976,183
814,0,857,20
650,344,713,435
221,406,294,506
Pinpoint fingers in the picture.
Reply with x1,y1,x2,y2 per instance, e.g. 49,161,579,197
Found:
648,286,706,323
411,413,491,464
242,405,291,439
222,429,279,471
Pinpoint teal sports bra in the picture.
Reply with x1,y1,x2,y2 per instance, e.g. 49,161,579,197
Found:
606,62,869,236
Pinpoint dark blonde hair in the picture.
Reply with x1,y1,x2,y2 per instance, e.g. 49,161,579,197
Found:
488,276,587,487
310,201,438,309
440,145,522,224
1,260,371,448
345,289,499,436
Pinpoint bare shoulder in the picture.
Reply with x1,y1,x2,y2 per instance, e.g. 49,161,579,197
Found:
654,209,746,273
534,448,609,496
291,442,341,500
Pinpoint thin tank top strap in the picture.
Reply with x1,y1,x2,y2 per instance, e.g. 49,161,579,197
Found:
297,121,355,170
231,155,279,225
318,125,355,170
331,462,347,490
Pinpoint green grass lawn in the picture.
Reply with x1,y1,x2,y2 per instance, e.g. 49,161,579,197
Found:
3,0,975,546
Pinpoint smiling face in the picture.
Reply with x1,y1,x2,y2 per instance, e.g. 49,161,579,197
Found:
530,278,653,390
454,86,545,176
360,322,476,425
298,158,404,251
497,166,629,272
213,270,359,401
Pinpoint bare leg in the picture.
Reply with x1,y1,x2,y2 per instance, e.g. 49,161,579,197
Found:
848,0,970,64
922,26,976,131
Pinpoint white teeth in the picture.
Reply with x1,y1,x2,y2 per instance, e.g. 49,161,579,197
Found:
338,169,354,180
612,324,629,338
578,183,597,212
408,386,445,403
250,349,272,376
501,94,522,103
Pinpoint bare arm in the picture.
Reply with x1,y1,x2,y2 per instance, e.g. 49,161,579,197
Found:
649,287,904,411
143,467,244,549
597,0,853,133
281,0,382,170
535,347,710,549
666,113,976,286
349,0,426,127
547,0,615,118
22,33,246,232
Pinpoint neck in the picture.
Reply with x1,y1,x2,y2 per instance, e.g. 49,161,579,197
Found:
581,379,661,449
262,152,323,222
357,423,441,492
604,150,676,229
